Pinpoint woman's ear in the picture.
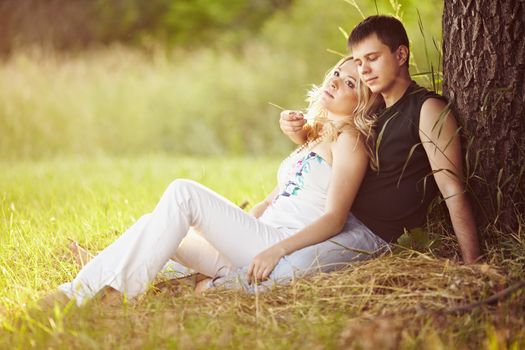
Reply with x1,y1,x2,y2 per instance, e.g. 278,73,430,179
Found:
396,45,409,66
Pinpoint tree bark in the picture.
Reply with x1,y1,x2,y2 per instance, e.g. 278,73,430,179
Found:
442,0,525,229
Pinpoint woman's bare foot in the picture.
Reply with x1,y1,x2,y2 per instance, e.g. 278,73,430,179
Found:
68,240,94,268
195,277,212,295
37,290,70,311
98,286,122,306
154,273,210,295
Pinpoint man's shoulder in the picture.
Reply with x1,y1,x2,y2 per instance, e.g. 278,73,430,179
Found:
420,94,455,128
408,81,448,105
411,82,450,122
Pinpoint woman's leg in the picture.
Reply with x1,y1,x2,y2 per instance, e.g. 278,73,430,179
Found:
69,229,233,289
59,179,289,305
69,229,231,278
69,241,94,268
169,229,235,278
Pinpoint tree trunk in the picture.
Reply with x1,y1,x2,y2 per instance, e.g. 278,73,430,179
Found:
442,0,525,230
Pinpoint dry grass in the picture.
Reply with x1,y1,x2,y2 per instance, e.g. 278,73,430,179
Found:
2,251,523,349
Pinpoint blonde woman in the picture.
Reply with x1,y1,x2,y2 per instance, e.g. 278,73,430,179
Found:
54,56,385,305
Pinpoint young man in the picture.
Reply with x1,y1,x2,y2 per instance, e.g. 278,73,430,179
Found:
281,15,480,264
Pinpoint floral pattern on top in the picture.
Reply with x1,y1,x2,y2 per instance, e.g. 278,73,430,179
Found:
278,152,325,198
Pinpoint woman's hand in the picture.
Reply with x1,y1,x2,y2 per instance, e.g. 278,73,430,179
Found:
247,244,286,284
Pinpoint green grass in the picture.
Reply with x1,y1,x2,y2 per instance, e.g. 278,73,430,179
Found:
0,155,279,308
1,156,524,349
0,47,307,159
1,1,522,347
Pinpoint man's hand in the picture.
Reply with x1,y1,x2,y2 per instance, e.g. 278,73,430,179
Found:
280,110,308,145
246,244,286,284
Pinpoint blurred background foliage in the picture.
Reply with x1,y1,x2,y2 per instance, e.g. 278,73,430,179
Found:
0,0,293,52
0,0,443,159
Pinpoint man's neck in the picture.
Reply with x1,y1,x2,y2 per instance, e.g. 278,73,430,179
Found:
382,76,412,107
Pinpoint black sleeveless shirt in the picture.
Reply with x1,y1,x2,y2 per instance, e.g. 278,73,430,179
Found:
352,82,446,242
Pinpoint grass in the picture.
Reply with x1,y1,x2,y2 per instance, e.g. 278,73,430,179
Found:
0,155,279,308
0,156,524,349
0,0,445,161
0,46,310,159
0,2,522,347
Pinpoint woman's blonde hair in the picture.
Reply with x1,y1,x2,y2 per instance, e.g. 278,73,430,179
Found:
304,56,382,170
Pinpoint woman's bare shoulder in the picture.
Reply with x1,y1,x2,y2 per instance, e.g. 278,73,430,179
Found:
329,130,366,158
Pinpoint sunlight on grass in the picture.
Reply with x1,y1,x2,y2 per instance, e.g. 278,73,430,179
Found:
1,0,523,347
0,47,308,159
0,0,444,161
0,156,523,349
0,155,279,308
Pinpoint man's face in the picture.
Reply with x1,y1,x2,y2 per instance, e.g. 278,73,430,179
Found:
351,33,405,94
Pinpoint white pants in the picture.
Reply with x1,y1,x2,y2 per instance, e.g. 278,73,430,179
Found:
59,179,292,305
208,214,389,292
160,212,389,293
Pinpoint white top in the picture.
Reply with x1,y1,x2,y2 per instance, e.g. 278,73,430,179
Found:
258,148,332,233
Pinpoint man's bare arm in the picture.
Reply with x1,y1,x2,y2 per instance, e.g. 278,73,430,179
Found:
419,98,481,264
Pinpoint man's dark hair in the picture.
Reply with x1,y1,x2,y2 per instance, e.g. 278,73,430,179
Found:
348,15,410,66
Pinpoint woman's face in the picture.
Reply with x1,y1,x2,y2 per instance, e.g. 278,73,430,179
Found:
320,59,359,118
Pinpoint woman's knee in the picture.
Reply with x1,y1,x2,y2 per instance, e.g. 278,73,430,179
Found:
166,179,199,198
168,178,194,190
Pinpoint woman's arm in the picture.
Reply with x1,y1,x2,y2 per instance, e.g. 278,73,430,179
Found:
247,132,370,283
248,186,279,219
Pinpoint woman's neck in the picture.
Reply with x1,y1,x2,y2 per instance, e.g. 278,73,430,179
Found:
325,111,349,122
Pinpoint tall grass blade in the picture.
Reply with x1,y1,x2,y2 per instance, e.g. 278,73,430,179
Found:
417,9,430,73
374,112,400,173
397,142,422,188
442,126,462,153
326,48,346,57
343,0,366,19
268,102,286,111
430,102,452,140
389,0,402,18
338,27,349,40
373,0,379,14
420,168,470,209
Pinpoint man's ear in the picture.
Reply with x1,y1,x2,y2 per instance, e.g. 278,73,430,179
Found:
396,45,409,66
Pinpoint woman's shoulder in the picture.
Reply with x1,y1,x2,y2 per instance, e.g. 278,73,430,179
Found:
335,128,361,143
331,129,365,154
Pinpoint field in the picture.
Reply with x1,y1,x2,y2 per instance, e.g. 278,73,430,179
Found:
0,1,523,347
0,156,523,349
